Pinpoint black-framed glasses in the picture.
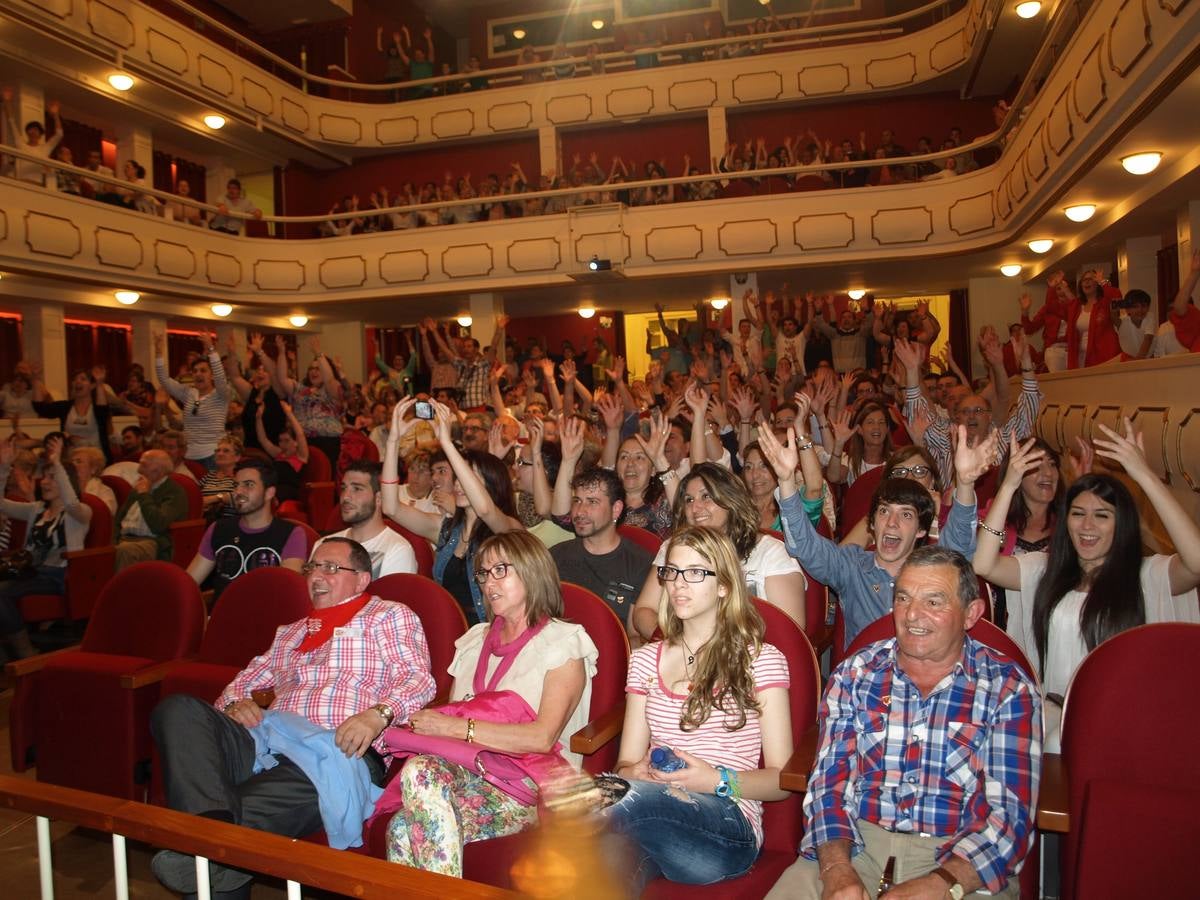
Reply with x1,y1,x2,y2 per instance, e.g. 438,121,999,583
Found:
657,565,717,583
301,561,361,577
891,465,931,479
474,562,513,585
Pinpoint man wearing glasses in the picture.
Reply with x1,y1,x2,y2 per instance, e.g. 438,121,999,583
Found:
150,537,435,896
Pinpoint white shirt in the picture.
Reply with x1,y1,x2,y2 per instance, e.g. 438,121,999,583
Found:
1117,311,1156,357
85,476,117,515
396,483,441,516
654,532,803,600
317,525,417,580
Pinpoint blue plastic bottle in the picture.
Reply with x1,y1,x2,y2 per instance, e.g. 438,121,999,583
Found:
650,747,686,772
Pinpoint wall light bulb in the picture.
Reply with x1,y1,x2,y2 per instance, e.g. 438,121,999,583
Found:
1064,204,1096,222
1000,264,1023,277
108,73,135,91
114,290,140,305
1015,1,1042,18
1027,239,1054,254
211,303,233,317
288,314,309,328
1120,152,1162,175
457,315,473,328
591,18,605,29
512,28,526,40
203,114,226,130
710,297,730,310
847,289,866,300
579,305,596,319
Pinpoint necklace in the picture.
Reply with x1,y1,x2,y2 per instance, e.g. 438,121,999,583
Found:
681,635,706,669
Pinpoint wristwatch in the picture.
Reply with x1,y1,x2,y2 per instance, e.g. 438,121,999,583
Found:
931,867,965,899
372,702,395,726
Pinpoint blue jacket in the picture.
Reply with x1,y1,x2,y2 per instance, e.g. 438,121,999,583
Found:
250,710,383,850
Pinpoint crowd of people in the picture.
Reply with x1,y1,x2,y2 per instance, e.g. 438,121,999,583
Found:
2,271,1198,896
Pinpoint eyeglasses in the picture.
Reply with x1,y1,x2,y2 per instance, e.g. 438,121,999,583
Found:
958,406,989,417
474,562,513,585
657,565,717,583
463,424,487,433
890,465,931,479
301,561,362,577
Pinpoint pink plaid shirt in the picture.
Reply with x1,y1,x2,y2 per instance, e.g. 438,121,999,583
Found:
216,597,435,758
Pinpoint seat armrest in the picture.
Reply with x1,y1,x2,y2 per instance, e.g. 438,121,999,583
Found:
570,701,625,755
4,643,83,677
1037,752,1069,833
120,658,193,690
780,723,820,792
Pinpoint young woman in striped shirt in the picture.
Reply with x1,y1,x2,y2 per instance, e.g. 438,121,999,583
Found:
602,525,792,894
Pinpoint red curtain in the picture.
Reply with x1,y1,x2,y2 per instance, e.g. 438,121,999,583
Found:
64,323,132,384
0,316,22,380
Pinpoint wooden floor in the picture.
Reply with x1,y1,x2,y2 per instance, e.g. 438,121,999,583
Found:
0,686,289,900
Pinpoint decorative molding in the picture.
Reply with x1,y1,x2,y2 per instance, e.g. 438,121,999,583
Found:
573,231,631,265
197,54,234,97
24,212,81,259
605,86,655,119
1072,40,1109,123
716,219,778,257
1046,86,1075,156
793,212,855,250
487,101,534,132
153,239,197,279
1129,404,1171,483
731,71,783,103
644,225,704,262
1023,124,1050,182
865,53,917,89
441,243,495,278
1107,0,1154,75
929,30,966,73
376,116,420,144
318,256,367,289
430,109,476,139
1159,0,1190,14
87,0,134,47
545,94,593,125
145,28,188,74
506,238,562,273
253,259,305,291
94,227,144,270
947,192,995,236
796,63,850,96
870,207,934,244
0,208,7,241
379,249,430,283
317,113,362,144
241,76,274,117
205,251,242,287
1175,408,1200,491
667,79,718,111
280,98,310,134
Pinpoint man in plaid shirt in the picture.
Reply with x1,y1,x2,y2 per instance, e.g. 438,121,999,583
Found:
769,547,1041,899
150,537,435,895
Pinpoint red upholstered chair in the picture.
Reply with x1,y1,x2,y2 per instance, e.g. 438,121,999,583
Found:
19,494,115,624
146,567,312,804
168,473,208,568
183,460,208,481
836,466,885,540
760,529,832,654
460,582,632,885
384,519,434,578
170,473,203,517
6,562,205,799
1059,623,1200,900
299,446,337,530
100,474,132,508
638,598,820,899
618,523,663,556
367,573,467,700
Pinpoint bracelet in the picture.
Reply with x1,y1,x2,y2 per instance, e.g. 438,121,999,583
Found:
978,520,1006,539
819,860,855,876
795,439,815,452
657,469,677,480
380,478,400,484
465,718,476,743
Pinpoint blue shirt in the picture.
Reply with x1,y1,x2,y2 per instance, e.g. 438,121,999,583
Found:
777,489,977,644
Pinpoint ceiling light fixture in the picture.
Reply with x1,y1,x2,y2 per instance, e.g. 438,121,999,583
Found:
108,73,135,91
1120,151,1163,175
211,303,233,317
114,290,140,305
1064,204,1096,222
1000,264,1023,277
710,297,730,310
512,28,526,40
591,18,605,29
1027,239,1054,254
847,289,866,300
203,114,226,130
1015,1,1042,18
288,314,309,328
579,305,596,319
457,314,473,328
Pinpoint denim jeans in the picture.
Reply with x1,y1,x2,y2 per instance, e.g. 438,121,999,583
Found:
601,778,759,895
0,566,66,634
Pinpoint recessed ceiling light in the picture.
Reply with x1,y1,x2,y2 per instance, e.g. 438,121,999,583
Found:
1027,239,1054,254
114,290,140,305
512,28,526,40
108,73,135,91
1064,204,1096,222
1015,1,1042,18
203,114,226,130
1000,264,1023,277
591,18,605,29
457,314,473,327
1120,151,1162,175
211,303,233,317
288,314,308,327
578,305,596,319
847,289,866,300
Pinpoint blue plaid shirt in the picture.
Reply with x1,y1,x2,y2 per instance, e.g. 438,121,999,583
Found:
801,636,1042,893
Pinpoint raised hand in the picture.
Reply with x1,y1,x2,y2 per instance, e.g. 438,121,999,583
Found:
431,400,456,445
91,364,107,384
559,415,585,463
559,358,577,384
389,398,418,444
1065,435,1093,481
893,337,922,372
684,380,708,415
595,392,623,431
729,386,758,424
246,331,263,353
1001,434,1046,492
1018,292,1032,313
635,409,670,469
488,421,515,460
953,424,1001,486
152,331,164,356
830,408,854,446
756,424,799,482
792,391,813,434
1093,417,1151,482
706,395,730,430
308,337,322,356
0,435,16,467
527,416,545,455
605,356,626,383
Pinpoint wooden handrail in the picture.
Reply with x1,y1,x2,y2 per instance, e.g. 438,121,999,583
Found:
0,775,516,898
4,643,82,677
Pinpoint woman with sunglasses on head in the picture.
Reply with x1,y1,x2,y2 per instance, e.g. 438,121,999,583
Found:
631,462,806,642
601,526,792,895
385,530,598,877
265,335,344,469
381,398,523,625
973,422,1200,750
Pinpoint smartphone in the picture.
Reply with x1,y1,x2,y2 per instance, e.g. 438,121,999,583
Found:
414,400,433,420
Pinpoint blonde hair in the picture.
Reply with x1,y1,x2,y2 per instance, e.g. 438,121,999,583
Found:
217,433,244,455
477,530,563,627
659,526,765,731
71,446,106,477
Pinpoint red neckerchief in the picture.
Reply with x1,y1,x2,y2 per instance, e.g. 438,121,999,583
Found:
296,593,370,653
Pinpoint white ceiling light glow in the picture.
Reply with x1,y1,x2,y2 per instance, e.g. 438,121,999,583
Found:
108,73,134,91
1000,264,1023,277
1027,239,1054,254
512,28,526,39
288,314,309,328
114,290,140,305
709,297,729,310
847,289,866,300
203,114,226,130
1120,152,1162,175
1015,1,1042,18
211,303,233,317
457,314,473,328
1064,204,1096,222
578,305,596,319
591,18,605,29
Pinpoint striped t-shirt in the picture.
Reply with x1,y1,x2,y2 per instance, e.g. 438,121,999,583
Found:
155,351,230,459
626,641,790,845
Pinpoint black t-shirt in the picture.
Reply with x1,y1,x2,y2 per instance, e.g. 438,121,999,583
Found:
206,516,298,599
552,537,653,626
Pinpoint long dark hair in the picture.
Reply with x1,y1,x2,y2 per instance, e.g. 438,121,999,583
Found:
1000,438,1061,534
1031,474,1145,677
443,450,517,557
671,462,759,562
